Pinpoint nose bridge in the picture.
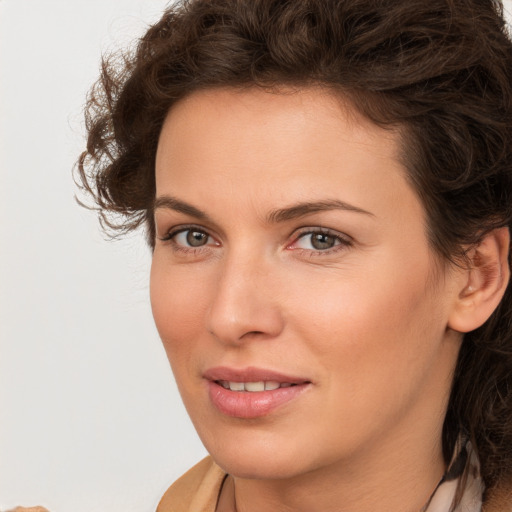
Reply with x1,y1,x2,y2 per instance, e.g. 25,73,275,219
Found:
206,246,283,344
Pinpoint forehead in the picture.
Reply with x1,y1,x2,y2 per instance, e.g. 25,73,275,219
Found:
155,87,404,193
158,86,400,154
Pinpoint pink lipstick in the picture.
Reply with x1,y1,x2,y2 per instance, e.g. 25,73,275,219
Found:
203,367,311,419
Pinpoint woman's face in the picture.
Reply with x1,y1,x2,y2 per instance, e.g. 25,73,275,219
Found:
151,88,463,480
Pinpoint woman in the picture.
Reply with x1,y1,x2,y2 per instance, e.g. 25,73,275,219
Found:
77,0,512,510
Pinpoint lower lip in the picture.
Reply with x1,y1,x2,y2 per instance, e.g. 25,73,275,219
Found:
207,381,310,419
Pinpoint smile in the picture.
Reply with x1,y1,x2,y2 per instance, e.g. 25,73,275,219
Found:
204,367,312,418
216,380,297,392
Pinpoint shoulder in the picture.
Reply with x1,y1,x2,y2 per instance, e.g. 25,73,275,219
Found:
483,481,512,512
156,456,227,512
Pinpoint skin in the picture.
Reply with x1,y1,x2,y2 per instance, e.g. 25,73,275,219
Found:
150,87,469,512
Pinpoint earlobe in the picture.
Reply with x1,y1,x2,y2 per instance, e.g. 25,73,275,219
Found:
448,227,510,333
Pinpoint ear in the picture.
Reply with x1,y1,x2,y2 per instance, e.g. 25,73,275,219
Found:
448,227,510,333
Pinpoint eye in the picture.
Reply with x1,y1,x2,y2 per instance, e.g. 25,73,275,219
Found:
289,229,351,253
297,232,339,250
174,229,211,247
159,226,218,250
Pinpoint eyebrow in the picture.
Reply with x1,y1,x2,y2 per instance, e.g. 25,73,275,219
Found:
266,199,374,223
153,195,374,223
154,195,210,220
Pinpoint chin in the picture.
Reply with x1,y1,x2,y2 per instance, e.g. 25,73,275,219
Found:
212,449,307,480
197,425,323,480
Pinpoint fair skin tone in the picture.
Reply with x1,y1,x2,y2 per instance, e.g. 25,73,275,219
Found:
150,87,509,512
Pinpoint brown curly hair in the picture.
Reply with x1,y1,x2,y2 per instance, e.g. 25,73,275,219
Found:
77,0,512,494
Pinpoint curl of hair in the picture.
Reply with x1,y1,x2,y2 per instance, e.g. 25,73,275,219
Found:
76,0,512,492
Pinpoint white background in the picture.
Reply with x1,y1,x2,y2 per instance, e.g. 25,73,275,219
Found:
0,2,207,511
1,1,511,511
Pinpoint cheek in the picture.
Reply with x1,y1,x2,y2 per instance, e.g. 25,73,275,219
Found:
287,255,445,394
150,257,211,366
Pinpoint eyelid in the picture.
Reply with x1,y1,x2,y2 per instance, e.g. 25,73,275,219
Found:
158,224,219,245
287,227,353,252
156,223,351,255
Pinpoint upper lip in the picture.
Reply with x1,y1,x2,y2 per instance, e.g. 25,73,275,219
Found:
203,366,311,384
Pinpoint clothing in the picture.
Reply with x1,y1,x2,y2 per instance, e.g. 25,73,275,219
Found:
421,437,483,512
156,452,512,512
157,457,225,512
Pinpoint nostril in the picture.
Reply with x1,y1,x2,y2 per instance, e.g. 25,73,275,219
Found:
206,287,285,344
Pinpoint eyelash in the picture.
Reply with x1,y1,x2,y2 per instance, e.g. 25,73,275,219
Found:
158,225,218,254
288,228,353,256
158,225,352,256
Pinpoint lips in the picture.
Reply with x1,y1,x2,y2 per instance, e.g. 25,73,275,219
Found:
217,380,295,392
203,366,311,418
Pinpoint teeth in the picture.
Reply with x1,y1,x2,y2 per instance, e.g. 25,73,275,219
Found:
219,380,295,392
229,381,245,391
245,381,265,392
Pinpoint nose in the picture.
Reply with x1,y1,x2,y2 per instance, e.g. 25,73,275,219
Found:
205,253,285,345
